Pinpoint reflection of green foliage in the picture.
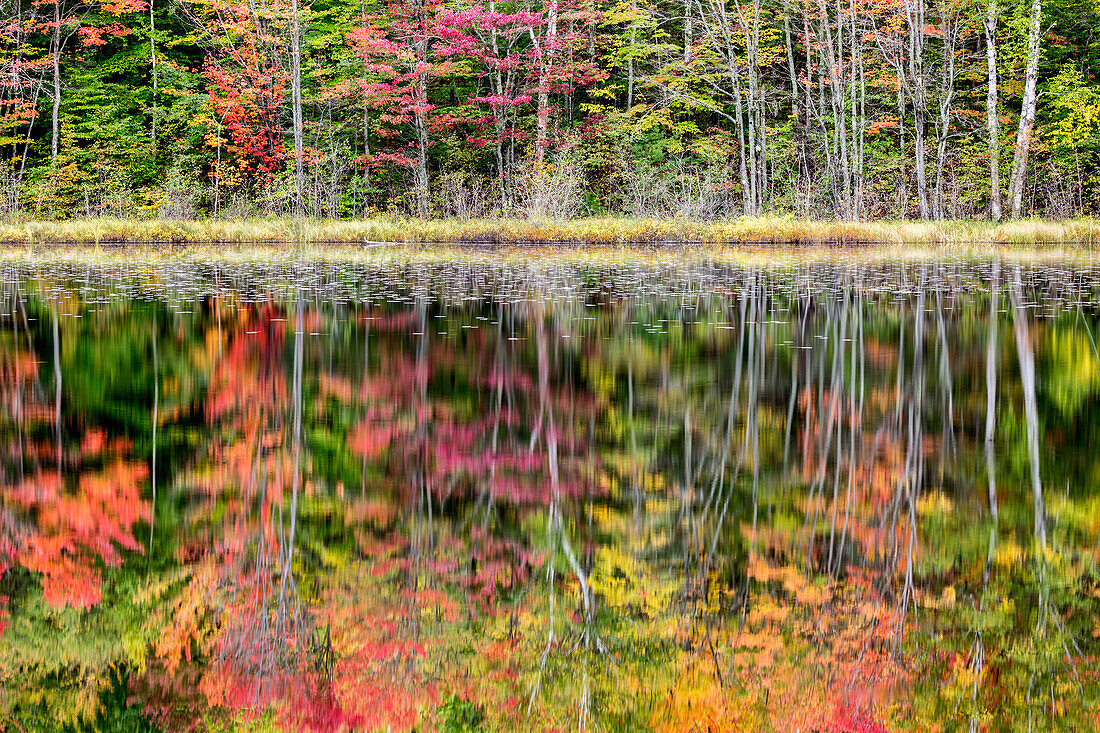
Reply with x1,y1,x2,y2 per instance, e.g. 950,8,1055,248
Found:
436,694,487,732
0,571,159,730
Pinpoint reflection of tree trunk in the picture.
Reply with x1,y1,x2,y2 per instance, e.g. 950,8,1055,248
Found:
149,329,158,553
782,295,806,470
627,359,637,522
1010,268,1046,551
281,296,304,602
530,314,602,726
833,286,863,577
936,285,956,462
705,280,749,572
985,261,1000,513
482,313,505,529
529,314,558,710
745,282,762,567
409,300,430,620
826,289,850,575
360,313,369,500
895,269,925,642
1011,267,1051,726
215,271,223,360
52,307,61,472
804,288,841,567
971,260,1000,733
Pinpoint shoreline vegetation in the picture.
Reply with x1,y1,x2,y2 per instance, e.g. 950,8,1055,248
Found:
3,216,1100,247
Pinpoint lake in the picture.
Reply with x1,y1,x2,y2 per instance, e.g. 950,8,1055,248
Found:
1,252,1098,731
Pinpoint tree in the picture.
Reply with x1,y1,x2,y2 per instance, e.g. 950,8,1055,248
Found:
35,0,145,166
1007,0,1042,217
349,0,452,217
984,0,1001,221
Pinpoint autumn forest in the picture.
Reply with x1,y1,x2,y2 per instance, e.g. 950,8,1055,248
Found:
1,0,1099,220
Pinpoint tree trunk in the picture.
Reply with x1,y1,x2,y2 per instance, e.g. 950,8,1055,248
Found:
731,55,752,214
913,107,928,217
984,0,1001,221
851,0,865,217
734,0,764,215
627,0,636,108
150,0,157,154
905,0,929,219
290,0,304,213
50,3,60,166
933,18,957,220
535,0,558,164
1008,0,1041,218
360,0,371,203
414,65,430,218
489,0,508,207
683,0,692,63
897,67,907,214
816,0,851,218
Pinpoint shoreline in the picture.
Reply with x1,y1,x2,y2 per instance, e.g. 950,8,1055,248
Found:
2,216,1100,247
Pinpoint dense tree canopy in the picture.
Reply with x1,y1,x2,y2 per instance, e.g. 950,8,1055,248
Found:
1,0,1100,218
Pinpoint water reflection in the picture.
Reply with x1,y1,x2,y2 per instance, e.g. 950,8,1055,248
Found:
1,259,1099,731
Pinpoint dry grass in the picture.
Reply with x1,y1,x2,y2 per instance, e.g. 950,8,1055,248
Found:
3,242,1095,273
2,215,1099,247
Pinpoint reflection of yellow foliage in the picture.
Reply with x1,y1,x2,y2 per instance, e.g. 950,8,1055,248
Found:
914,585,956,610
1045,330,1100,415
1048,493,1100,539
748,596,792,625
653,660,758,732
589,500,677,619
748,557,832,606
995,539,1026,568
590,544,675,617
916,491,954,517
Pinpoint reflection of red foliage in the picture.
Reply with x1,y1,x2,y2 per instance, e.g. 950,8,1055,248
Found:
9,463,149,609
1,336,151,612
827,701,890,733
349,412,395,459
143,301,355,730
349,308,598,509
141,303,601,731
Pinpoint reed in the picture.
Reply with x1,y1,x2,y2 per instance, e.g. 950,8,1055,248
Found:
1,215,1099,246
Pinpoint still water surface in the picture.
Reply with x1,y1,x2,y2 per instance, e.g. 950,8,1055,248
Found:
1,256,1099,731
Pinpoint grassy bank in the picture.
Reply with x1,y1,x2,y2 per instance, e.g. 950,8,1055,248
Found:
2,216,1100,246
